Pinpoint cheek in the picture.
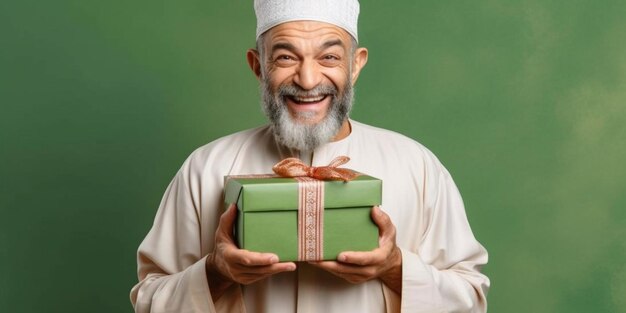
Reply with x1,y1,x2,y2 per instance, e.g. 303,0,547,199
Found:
323,67,351,89
266,68,295,87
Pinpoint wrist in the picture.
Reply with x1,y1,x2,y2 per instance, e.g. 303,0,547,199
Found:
206,254,234,302
380,246,403,294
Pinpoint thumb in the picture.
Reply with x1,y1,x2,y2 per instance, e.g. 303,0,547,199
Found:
219,204,238,235
371,206,391,234
371,206,398,250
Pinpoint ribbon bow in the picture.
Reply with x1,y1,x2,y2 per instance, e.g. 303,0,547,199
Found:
272,156,360,182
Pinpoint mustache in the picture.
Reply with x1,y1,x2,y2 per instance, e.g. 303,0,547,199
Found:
277,84,338,98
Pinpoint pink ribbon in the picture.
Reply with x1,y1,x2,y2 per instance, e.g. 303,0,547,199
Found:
295,177,324,261
272,156,360,182
271,156,360,261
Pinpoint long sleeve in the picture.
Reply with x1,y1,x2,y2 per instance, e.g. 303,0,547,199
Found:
397,167,489,313
129,162,245,313
308,120,490,312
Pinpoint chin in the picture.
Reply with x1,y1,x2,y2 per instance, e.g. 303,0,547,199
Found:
289,112,325,125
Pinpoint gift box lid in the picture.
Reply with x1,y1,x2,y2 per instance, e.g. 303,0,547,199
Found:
224,175,382,212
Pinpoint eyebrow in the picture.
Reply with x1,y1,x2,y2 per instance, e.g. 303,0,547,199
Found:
270,39,346,55
320,39,345,50
270,42,297,55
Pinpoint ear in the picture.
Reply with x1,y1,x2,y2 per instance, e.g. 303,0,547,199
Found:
247,49,262,80
350,47,369,85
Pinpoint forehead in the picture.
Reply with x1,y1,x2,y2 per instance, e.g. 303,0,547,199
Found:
263,21,352,48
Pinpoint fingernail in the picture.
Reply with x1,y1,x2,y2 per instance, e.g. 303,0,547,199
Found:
338,254,347,262
269,256,278,263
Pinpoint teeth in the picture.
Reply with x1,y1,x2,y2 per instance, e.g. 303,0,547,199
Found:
293,95,325,103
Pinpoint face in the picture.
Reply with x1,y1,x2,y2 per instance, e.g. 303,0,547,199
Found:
248,21,368,151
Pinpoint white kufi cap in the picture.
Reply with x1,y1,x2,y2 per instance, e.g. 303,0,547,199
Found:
254,0,360,42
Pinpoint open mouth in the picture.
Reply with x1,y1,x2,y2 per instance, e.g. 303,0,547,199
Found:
287,94,328,105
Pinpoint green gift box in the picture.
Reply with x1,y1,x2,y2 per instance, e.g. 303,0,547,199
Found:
224,174,382,261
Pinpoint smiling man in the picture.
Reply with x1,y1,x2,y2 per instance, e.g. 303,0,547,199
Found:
131,1,489,312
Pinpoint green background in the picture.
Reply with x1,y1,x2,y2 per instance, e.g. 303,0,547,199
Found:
1,0,625,312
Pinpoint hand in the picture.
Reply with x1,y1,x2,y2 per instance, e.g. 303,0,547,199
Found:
206,204,297,301
310,206,403,294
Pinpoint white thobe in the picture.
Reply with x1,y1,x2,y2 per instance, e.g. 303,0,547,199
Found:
130,120,490,313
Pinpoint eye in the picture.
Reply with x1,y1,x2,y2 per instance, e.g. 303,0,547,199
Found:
273,54,298,67
320,54,341,66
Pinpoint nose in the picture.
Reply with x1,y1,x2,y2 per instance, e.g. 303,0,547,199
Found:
293,59,323,90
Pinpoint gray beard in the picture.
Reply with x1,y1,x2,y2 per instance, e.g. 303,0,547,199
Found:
260,79,353,152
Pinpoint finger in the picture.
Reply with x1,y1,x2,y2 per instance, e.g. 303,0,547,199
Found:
309,261,376,283
337,249,386,266
316,262,376,277
236,262,297,284
218,204,237,232
232,262,297,284
216,205,238,245
308,260,341,272
372,206,398,248
225,248,283,267
309,261,368,275
235,261,297,275
371,206,392,233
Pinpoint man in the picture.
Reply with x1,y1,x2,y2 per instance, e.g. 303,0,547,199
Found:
131,1,489,312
